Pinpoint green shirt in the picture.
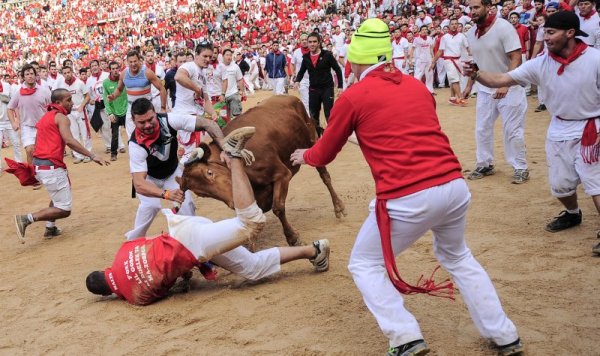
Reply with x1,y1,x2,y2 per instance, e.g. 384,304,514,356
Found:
103,78,128,116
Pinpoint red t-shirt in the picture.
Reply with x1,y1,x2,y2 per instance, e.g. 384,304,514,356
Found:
304,65,463,200
104,233,199,306
310,53,320,67
514,24,530,54
34,109,67,169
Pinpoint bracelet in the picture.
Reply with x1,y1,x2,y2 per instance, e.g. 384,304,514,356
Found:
471,71,480,81
161,190,169,200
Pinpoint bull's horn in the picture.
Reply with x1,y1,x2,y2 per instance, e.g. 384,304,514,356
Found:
184,148,205,167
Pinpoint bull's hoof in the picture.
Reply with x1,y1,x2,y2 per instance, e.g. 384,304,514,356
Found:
334,203,347,219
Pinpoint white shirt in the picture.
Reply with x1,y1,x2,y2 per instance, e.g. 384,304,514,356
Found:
291,48,309,82
439,32,469,57
174,61,207,115
412,36,434,61
392,37,410,59
221,62,243,97
129,113,196,173
46,74,63,91
150,64,166,98
577,11,600,47
415,16,433,28
509,47,600,140
331,32,346,52
86,71,110,103
0,82,11,126
57,78,89,108
204,63,223,97
466,18,522,93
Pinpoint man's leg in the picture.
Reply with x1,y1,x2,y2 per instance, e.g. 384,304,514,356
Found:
308,89,323,136
322,86,334,124
8,127,22,162
471,92,500,176
498,88,528,175
69,113,85,161
299,80,310,116
100,110,112,152
78,114,93,161
125,193,162,240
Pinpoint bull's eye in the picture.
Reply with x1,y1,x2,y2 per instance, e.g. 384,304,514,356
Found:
207,169,213,176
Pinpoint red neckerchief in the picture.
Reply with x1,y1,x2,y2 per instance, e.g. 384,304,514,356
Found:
20,84,37,96
522,3,533,11
49,73,57,79
147,62,156,72
274,50,281,55
109,74,119,82
583,10,596,20
134,118,161,149
210,60,219,68
448,30,459,36
476,14,496,38
92,71,101,80
46,103,68,115
65,77,75,86
548,40,588,75
300,46,309,55
394,37,402,44
420,34,427,40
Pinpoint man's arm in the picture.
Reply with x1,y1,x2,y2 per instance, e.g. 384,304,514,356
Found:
147,69,167,110
329,53,343,89
195,116,225,148
107,71,125,101
132,171,184,203
295,57,307,82
57,114,108,165
531,40,543,58
492,49,522,99
175,67,203,97
103,81,114,116
430,49,443,71
79,92,91,112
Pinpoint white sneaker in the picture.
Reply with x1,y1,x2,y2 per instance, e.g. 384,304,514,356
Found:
310,239,330,272
83,157,91,163
222,126,256,158
73,158,83,164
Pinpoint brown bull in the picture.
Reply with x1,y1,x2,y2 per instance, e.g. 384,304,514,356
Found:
178,95,346,246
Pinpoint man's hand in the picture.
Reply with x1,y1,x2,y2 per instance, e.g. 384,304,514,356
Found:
107,93,116,101
165,189,185,204
220,151,232,168
210,111,218,121
108,114,116,123
493,87,508,99
462,61,478,78
290,149,307,166
461,82,473,100
77,105,85,113
91,154,110,166
11,121,19,132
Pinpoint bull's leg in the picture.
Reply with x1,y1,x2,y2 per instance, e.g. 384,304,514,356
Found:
316,166,347,218
272,167,302,246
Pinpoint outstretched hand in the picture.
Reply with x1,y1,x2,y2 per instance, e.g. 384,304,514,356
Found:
290,149,307,166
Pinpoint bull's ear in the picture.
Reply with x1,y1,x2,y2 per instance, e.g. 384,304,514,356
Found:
198,143,211,163
175,176,186,191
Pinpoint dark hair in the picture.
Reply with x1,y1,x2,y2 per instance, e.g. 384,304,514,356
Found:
29,61,39,66
195,40,213,54
89,59,99,66
131,98,155,118
62,59,72,67
79,67,88,74
420,25,429,31
62,66,72,73
222,48,233,55
175,51,186,59
20,64,37,77
126,50,142,59
86,271,113,296
39,65,47,70
51,88,70,103
49,61,57,67
481,0,493,6
109,60,119,69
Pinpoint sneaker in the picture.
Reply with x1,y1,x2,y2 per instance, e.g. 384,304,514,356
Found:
310,239,330,272
43,226,62,239
545,210,582,232
534,104,547,112
467,165,495,180
105,147,110,153
73,158,83,164
119,148,126,153
387,340,430,356
448,98,461,106
512,169,530,184
32,183,43,190
110,155,117,161
14,215,31,243
498,338,524,356
222,126,256,158
83,157,91,163
592,242,600,255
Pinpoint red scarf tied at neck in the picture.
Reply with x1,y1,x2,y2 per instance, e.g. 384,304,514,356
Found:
20,85,37,96
300,46,310,55
475,14,496,38
147,63,156,72
448,30,459,36
548,40,588,75
109,74,119,82
134,117,161,149
420,34,427,40
64,77,76,86
583,10,596,20
47,103,68,115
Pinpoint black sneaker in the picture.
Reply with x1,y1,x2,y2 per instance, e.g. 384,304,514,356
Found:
498,338,524,356
44,226,62,239
534,104,547,112
593,242,600,256
467,165,495,180
545,210,582,232
387,340,430,356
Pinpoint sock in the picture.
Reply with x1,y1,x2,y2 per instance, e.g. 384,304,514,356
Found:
46,221,55,228
26,214,34,223
566,208,580,215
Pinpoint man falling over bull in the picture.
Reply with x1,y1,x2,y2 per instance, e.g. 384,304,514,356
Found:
85,126,330,306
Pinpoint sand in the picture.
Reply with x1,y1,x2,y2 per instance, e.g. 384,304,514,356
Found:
0,89,598,356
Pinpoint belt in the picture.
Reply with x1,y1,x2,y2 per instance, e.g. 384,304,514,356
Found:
35,165,55,171
443,56,462,75
393,56,405,59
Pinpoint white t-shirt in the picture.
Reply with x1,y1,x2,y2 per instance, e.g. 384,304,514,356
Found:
439,33,469,57
0,82,11,127
129,113,196,173
221,62,243,97
392,38,410,59
577,12,600,47
174,61,207,115
415,16,433,28
86,71,110,103
204,63,223,97
57,78,89,107
150,64,166,98
466,18,522,93
291,48,308,79
412,36,434,61
509,47,600,140
331,32,346,52
46,74,63,91
457,15,472,27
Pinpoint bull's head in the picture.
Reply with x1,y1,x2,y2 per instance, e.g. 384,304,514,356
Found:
178,143,235,209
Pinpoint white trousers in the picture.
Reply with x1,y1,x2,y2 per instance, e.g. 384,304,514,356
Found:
393,59,409,74
125,110,135,139
125,166,196,240
298,79,310,115
475,88,528,170
68,111,92,160
0,126,22,163
348,179,518,347
436,58,446,86
270,77,286,95
414,60,434,93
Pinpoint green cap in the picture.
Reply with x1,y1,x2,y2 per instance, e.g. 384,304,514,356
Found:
347,19,392,65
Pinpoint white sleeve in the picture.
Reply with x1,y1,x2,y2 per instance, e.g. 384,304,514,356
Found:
166,113,197,131
507,56,541,87
502,22,523,53
81,82,89,94
236,67,243,81
128,142,149,173
439,37,446,51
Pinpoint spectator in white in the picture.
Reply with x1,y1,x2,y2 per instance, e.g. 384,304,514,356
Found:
531,4,560,113
576,0,600,47
145,49,167,112
431,19,470,106
57,66,92,164
86,59,112,153
331,25,346,54
462,0,530,184
220,49,246,119
464,11,600,255
392,28,411,74
452,7,472,27
7,64,51,168
515,0,537,24
244,53,260,95
46,62,63,91
415,9,433,28
0,76,22,169
509,12,532,96
410,25,435,94
291,33,311,114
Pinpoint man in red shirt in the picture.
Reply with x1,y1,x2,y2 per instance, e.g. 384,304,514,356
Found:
86,128,330,306
290,19,522,356
14,88,109,243
509,11,532,95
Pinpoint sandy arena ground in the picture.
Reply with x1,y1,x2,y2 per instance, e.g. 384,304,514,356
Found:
0,88,598,356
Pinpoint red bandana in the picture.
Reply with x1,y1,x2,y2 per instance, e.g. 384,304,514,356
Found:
475,14,496,38
448,30,459,36
420,34,427,40
134,118,161,149
49,73,57,79
300,46,310,55
583,10,596,20
581,119,600,164
274,50,281,55
20,85,37,96
522,3,533,11
109,74,119,82
65,77,75,86
92,72,101,80
147,63,156,72
548,40,588,75
47,103,68,115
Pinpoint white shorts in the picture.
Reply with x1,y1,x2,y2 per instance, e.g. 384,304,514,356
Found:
546,139,600,197
443,59,462,84
21,125,37,147
35,167,72,211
